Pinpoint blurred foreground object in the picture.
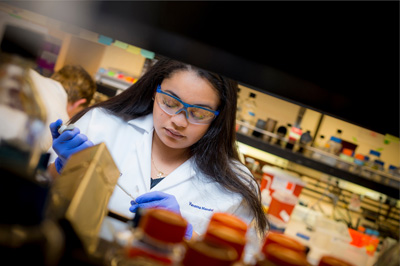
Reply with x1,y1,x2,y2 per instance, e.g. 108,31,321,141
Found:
0,53,47,177
0,52,64,265
47,142,120,256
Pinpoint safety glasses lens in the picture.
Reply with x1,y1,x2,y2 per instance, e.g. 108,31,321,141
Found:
156,93,215,124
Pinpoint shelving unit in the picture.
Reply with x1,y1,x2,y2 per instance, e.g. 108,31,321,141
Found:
236,127,400,239
236,131,399,199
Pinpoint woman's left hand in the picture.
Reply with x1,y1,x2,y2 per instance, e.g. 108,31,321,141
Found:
129,191,193,239
129,191,181,214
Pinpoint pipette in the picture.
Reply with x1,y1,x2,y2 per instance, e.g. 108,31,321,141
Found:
116,183,137,204
58,123,75,134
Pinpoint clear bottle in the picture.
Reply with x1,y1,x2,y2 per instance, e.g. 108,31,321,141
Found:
387,165,400,188
235,88,244,131
366,150,381,169
337,148,354,171
325,136,342,156
298,130,312,154
275,125,288,147
352,153,365,174
238,92,257,135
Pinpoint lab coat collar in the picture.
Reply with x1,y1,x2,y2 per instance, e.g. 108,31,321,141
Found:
152,157,196,191
135,116,153,191
131,113,198,191
128,113,153,134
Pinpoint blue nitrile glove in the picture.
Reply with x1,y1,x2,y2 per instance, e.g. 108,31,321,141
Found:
129,191,193,239
50,119,94,174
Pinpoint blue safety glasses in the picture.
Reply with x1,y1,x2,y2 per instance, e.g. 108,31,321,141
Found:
155,85,219,125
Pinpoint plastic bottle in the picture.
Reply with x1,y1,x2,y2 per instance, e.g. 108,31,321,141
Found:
337,148,354,171
206,212,248,237
325,136,342,156
260,232,307,257
238,92,257,135
202,223,247,263
318,255,355,266
388,165,399,176
387,165,400,188
255,243,308,266
366,150,381,169
236,88,244,131
119,208,188,265
275,125,288,147
318,136,342,166
180,240,237,266
362,150,383,180
352,153,365,174
285,127,302,151
298,130,312,154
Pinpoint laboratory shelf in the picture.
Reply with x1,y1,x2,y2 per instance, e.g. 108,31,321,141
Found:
236,132,400,199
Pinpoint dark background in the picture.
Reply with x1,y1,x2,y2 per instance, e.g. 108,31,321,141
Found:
7,1,399,137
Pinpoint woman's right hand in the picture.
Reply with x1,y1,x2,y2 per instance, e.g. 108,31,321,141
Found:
50,119,93,173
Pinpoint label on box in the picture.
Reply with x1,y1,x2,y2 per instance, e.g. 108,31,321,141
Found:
279,210,290,222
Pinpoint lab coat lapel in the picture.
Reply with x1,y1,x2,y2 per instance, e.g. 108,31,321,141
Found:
136,128,153,191
151,158,195,191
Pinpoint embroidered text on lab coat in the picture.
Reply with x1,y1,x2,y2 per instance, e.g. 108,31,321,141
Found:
189,202,214,212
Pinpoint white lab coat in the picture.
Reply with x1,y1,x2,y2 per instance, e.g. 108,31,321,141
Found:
49,108,256,233
0,69,68,152
48,108,263,262
30,69,69,152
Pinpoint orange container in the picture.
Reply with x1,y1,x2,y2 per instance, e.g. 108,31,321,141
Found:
203,224,247,260
348,228,379,256
318,255,355,266
267,190,298,223
257,244,309,266
261,232,307,256
207,212,248,237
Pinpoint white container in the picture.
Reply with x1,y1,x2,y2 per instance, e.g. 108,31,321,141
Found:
261,165,306,198
238,92,257,135
310,216,352,251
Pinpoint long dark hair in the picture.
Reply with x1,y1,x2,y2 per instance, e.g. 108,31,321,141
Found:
70,57,268,235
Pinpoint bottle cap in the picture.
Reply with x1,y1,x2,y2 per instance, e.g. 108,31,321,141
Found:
342,148,353,156
369,150,381,157
207,212,248,236
261,232,306,255
139,208,187,244
357,225,365,232
330,136,342,143
389,165,397,170
181,240,237,266
374,160,384,166
318,255,355,266
355,154,365,160
203,224,247,260
259,244,308,266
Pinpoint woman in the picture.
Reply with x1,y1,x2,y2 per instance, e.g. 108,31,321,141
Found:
48,57,267,242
